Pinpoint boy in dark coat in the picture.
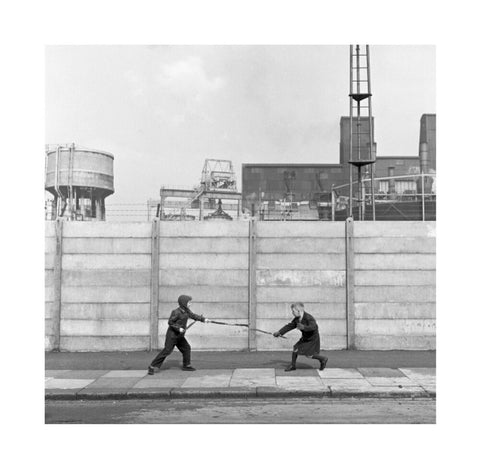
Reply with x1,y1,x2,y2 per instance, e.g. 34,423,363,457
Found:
273,302,328,372
147,295,210,375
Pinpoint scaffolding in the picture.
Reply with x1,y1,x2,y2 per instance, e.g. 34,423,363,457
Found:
348,45,376,220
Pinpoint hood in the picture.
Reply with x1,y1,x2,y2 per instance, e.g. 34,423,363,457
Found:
178,295,192,309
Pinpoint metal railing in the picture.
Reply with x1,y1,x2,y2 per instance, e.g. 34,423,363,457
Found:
332,173,436,221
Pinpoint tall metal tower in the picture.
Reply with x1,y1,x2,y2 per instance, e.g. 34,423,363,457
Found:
348,44,376,220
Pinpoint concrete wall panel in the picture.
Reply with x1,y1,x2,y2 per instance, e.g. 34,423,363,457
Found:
158,286,248,303
60,336,149,351
355,286,435,303
61,269,151,287
355,270,435,286
257,238,345,253
159,269,248,286
356,319,435,335
354,221,436,238
160,253,248,270
62,222,152,238
355,237,436,254
61,319,149,336
62,254,151,270
355,335,436,350
257,302,346,319
257,286,345,303
160,221,249,238
257,222,345,238
62,286,150,303
45,222,56,237
160,237,248,253
256,270,345,287
61,303,150,321
355,302,435,319
257,254,344,270
63,238,151,254
355,254,435,270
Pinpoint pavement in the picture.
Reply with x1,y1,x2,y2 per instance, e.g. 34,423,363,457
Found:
45,351,436,400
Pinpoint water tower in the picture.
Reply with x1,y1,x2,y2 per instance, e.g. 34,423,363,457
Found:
45,143,114,221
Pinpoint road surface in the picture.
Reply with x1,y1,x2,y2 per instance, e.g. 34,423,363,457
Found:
45,398,435,424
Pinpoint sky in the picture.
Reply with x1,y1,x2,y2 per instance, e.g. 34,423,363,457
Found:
45,45,435,205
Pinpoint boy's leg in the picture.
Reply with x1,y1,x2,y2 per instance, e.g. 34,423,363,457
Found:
176,336,194,370
285,351,298,372
149,333,176,371
312,354,328,370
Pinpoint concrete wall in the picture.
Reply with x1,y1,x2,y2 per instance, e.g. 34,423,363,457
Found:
45,220,436,352
158,222,249,350
353,221,436,350
255,222,346,350
46,222,152,351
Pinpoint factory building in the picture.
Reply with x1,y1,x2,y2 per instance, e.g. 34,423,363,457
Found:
242,114,436,220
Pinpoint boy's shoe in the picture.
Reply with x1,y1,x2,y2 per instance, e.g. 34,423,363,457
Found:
182,365,196,371
320,358,328,371
147,366,155,375
284,365,296,372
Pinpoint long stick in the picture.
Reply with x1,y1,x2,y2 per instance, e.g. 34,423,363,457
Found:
209,320,287,339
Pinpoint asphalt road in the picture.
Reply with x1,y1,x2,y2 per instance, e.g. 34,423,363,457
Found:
45,398,435,424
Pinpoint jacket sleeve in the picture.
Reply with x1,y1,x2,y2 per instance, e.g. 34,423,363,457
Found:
278,320,297,336
187,309,205,322
302,315,318,332
168,310,182,331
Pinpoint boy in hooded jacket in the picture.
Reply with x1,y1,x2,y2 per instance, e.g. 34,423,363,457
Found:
148,295,210,375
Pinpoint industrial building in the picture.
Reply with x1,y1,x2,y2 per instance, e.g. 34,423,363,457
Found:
45,144,114,221
242,114,436,220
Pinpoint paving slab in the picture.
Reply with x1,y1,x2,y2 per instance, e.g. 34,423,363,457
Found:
146,369,187,378
45,370,70,378
182,369,234,376
400,367,436,376
275,368,320,376
358,368,404,378
84,377,141,389
134,376,187,388
182,374,232,388
276,376,326,389
365,377,422,387
45,378,94,389
399,368,436,384
230,368,276,387
102,370,148,378
318,368,364,379
323,378,373,389
61,370,109,379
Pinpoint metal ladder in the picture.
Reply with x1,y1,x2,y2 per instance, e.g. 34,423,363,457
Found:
348,44,376,220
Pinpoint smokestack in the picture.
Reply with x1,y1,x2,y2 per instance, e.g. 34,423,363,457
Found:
419,142,428,174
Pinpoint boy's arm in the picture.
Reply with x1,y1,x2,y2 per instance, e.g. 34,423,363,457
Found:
275,320,297,336
168,310,183,331
187,310,206,323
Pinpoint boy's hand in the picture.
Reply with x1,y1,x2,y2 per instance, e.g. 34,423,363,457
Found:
273,332,280,338
179,328,185,334
204,318,210,323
